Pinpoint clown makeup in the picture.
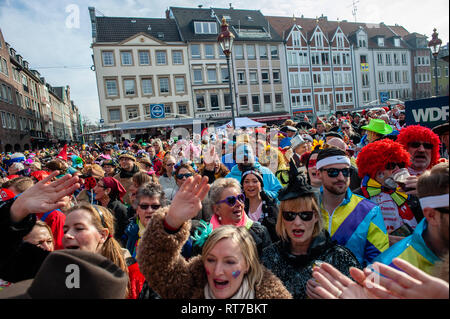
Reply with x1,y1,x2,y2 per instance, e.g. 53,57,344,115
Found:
203,238,248,299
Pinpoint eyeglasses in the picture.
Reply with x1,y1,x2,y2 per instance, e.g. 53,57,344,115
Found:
138,204,161,210
342,127,350,130
166,163,175,167
282,211,315,222
320,167,351,178
385,162,406,170
216,193,245,207
408,142,433,150
176,173,193,179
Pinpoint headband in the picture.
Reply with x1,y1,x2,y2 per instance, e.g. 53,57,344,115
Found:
316,155,351,170
242,170,263,181
419,194,449,209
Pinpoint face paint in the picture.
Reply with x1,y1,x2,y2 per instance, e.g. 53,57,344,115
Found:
232,270,241,279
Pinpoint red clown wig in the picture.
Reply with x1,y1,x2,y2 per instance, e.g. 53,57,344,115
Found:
396,125,441,169
356,139,410,179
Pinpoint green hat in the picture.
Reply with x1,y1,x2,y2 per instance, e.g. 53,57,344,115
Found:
361,119,393,135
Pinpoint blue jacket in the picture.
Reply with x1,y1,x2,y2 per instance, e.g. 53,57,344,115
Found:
373,219,440,274
221,153,236,172
226,162,282,199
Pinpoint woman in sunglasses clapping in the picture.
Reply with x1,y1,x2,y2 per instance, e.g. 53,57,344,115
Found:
260,166,361,299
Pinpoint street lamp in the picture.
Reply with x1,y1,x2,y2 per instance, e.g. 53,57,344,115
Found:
428,28,442,96
218,17,236,129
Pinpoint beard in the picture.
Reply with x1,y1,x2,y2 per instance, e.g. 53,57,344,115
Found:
324,181,348,195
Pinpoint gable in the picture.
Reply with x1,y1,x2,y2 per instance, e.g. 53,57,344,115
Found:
119,33,165,46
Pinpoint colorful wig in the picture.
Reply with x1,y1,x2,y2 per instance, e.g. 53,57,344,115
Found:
356,139,410,179
396,125,441,169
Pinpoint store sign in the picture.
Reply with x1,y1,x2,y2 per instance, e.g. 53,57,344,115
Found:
150,104,165,119
405,96,449,129
196,111,232,118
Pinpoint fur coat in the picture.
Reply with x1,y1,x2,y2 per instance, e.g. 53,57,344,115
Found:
136,208,292,299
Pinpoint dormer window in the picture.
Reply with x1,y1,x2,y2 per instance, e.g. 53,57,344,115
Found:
358,35,366,48
394,38,400,47
194,21,218,34
378,37,384,47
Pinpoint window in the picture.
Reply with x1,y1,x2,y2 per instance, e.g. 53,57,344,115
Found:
362,91,370,103
175,77,185,93
6,113,11,129
105,79,118,97
156,51,167,65
335,93,344,104
237,71,246,85
362,73,369,87
301,73,310,86
127,107,139,120
321,53,329,65
275,94,283,107
386,54,391,65
172,51,183,65
313,73,321,85
121,51,133,66
270,46,278,59
401,53,407,65
102,51,114,66
259,45,267,59
377,53,383,65
1,58,8,76
386,71,393,83
194,21,217,34
261,70,270,84
445,67,449,77
191,45,201,59
342,53,350,65
196,95,205,110
159,77,169,94
249,71,258,84
332,53,341,65
205,45,215,59
287,51,297,65
395,71,401,83
378,37,384,47
224,92,232,108
345,92,353,103
311,53,320,65
394,38,400,47
433,67,442,78
336,35,345,48
193,69,203,84
394,53,399,65
207,69,217,84
234,45,244,59
334,73,342,85
164,104,172,116
124,79,136,96
302,94,312,106
221,68,229,83
138,51,150,65
109,109,121,122
252,95,260,112
315,33,324,48
210,94,219,110
360,55,367,64
289,74,299,88
1,111,6,128
378,71,385,84
240,95,248,108
247,45,256,59
403,71,409,83
299,51,308,65
141,78,153,95
264,94,271,104
292,31,301,47
272,70,281,83
178,103,188,115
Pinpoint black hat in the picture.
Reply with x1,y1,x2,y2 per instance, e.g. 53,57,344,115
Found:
296,121,313,130
278,162,315,201
432,123,449,136
0,250,128,299
280,126,297,133
325,131,343,139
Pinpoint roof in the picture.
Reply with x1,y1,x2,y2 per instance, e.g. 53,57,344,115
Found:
170,7,283,43
95,16,182,43
388,25,410,38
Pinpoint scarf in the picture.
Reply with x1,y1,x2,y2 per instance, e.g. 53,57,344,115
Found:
209,212,254,230
204,276,255,299
119,164,139,179
132,218,146,258
361,176,408,207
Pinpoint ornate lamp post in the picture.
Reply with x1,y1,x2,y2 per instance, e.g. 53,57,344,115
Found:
428,28,442,96
218,18,236,129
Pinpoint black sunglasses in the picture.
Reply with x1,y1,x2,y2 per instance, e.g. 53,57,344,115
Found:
385,162,406,170
176,173,193,179
282,211,315,222
216,194,245,207
138,204,161,210
320,167,351,178
409,142,433,150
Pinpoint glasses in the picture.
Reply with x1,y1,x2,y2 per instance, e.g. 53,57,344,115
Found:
166,163,175,167
282,211,315,222
342,127,350,130
409,142,433,150
320,167,351,178
385,162,406,170
176,173,193,179
138,204,161,210
216,193,245,207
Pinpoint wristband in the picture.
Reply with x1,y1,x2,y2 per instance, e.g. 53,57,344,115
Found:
163,218,180,233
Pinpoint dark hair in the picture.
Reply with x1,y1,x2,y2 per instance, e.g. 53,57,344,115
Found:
174,163,196,179
317,147,347,163
135,182,168,208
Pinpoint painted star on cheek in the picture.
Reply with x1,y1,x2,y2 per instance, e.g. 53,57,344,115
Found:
232,270,241,279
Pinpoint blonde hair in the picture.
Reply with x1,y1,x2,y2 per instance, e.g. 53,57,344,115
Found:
276,195,322,241
33,220,54,243
417,162,449,198
208,178,242,212
201,225,264,289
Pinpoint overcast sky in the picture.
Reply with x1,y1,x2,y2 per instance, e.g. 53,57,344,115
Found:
0,0,448,123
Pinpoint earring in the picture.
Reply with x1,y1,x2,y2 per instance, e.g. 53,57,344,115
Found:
218,216,222,221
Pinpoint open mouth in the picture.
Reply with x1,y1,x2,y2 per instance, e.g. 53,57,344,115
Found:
292,229,305,238
213,279,229,289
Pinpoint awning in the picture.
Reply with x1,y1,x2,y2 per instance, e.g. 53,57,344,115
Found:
251,114,291,122
293,108,313,114
116,118,205,130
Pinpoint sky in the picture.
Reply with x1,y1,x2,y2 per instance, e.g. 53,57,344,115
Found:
0,0,448,123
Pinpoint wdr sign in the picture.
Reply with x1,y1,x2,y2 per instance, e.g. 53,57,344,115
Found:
405,96,449,129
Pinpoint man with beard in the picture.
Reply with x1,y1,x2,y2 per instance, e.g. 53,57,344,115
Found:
374,162,448,274
397,125,441,177
226,144,282,199
317,147,389,266
113,151,141,205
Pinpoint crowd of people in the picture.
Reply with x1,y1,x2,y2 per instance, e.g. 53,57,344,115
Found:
0,103,448,300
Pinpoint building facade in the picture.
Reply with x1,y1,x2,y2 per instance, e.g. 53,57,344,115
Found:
431,43,449,96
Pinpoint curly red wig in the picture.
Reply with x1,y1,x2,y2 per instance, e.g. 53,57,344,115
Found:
396,125,441,169
356,139,410,179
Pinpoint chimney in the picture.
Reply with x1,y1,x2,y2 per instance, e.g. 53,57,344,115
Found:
165,9,170,19
229,3,234,9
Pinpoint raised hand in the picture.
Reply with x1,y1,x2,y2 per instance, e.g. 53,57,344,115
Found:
10,171,80,223
164,175,210,229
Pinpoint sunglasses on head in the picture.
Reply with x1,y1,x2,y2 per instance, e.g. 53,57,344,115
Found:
176,173,193,179
385,162,406,170
138,204,161,210
282,211,315,222
409,142,433,150
216,193,245,207
320,167,351,178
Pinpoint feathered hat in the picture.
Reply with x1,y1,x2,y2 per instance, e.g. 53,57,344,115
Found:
278,161,315,201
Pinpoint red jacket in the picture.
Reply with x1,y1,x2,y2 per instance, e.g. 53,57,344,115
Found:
127,261,146,299
36,210,66,250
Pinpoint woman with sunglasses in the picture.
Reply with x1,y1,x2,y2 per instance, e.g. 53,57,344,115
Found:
260,168,360,299
157,155,177,200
